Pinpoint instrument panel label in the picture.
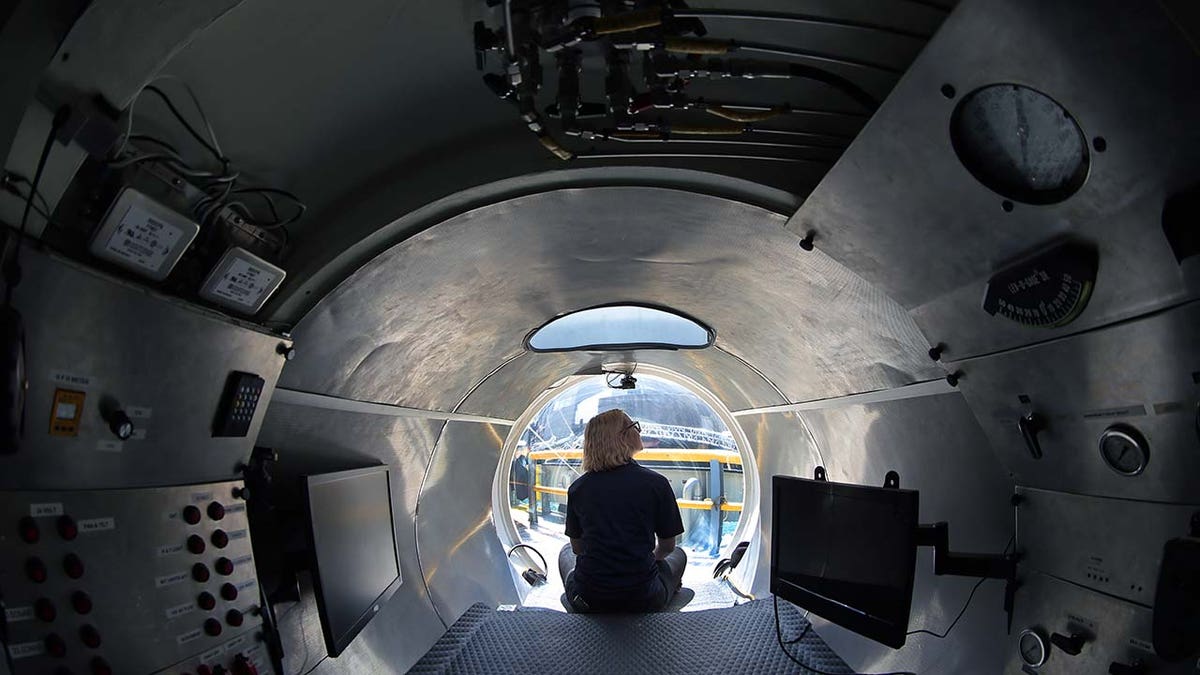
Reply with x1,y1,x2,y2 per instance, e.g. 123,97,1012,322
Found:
127,406,153,419
130,428,147,441
209,257,279,308
1128,637,1154,652
156,571,189,588
228,528,248,541
191,491,214,503
158,543,184,557
49,370,96,389
165,601,196,619
7,641,45,659
1081,405,1146,419
96,440,123,453
176,628,203,646
233,554,253,566
226,502,246,514
202,646,225,662
29,502,63,517
236,578,257,591
103,203,186,273
224,635,248,653
79,517,115,532
5,606,33,622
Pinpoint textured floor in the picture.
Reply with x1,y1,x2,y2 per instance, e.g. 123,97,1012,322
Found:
407,598,852,675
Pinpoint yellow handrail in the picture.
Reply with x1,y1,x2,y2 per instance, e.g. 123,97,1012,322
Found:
531,487,742,512
528,448,741,465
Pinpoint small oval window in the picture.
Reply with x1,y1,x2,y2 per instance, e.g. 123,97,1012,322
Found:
525,304,714,352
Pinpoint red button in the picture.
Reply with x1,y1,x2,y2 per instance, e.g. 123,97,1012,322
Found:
26,556,47,583
18,516,39,543
232,654,258,675
220,582,238,601
188,534,207,554
72,591,93,615
63,553,84,579
215,557,234,576
45,632,66,657
90,656,113,675
197,666,213,675
183,505,202,525
34,597,56,622
192,562,211,583
57,515,78,541
211,529,229,548
79,624,101,648
207,502,225,521
197,591,216,611
226,608,244,627
204,617,223,636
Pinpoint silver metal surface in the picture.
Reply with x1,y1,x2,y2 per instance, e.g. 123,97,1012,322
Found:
280,187,939,415
948,301,1200,503
416,420,519,624
1004,572,1195,674
256,402,447,674
795,393,1013,675
273,387,514,425
1,246,290,490
1015,486,1198,608
731,377,955,416
0,480,262,674
787,0,1200,360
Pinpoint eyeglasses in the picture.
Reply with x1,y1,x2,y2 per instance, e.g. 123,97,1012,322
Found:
624,420,641,433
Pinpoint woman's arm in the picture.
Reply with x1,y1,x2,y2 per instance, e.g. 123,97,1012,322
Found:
654,535,676,560
571,537,585,554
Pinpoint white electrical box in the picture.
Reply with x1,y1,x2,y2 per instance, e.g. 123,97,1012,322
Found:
199,246,286,315
88,187,200,281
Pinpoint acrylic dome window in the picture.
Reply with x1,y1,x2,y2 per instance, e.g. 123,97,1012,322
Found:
525,305,714,352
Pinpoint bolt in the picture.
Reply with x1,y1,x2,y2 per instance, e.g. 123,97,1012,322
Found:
799,231,816,251
928,343,945,361
946,371,963,387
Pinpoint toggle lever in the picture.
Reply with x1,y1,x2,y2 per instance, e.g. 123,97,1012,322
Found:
1018,413,1045,460
1050,632,1086,656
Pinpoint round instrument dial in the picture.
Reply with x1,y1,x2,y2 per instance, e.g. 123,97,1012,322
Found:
1019,628,1048,667
1099,424,1149,476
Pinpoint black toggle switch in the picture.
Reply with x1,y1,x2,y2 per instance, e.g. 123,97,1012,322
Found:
106,409,133,440
1050,632,1086,656
1109,661,1146,675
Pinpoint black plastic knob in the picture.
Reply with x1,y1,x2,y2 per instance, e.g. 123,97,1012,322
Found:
45,632,67,657
211,529,229,549
197,591,216,611
207,501,225,521
192,562,211,583
57,515,78,540
79,624,101,648
1109,661,1146,675
1051,632,1086,656
63,553,85,579
220,582,238,601
90,656,113,675
72,591,93,615
27,556,47,583
226,608,244,627
18,515,39,543
215,556,234,576
187,534,207,555
204,617,223,637
183,505,202,525
108,410,133,440
35,597,56,622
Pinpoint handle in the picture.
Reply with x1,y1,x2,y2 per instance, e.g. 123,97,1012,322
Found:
1050,632,1085,656
1018,413,1044,460
1108,661,1145,675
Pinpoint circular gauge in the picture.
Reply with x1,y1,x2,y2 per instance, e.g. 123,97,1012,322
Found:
1099,424,1150,476
1019,628,1048,667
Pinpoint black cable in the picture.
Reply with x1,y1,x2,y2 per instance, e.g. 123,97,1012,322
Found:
507,543,548,574
127,133,180,154
785,621,812,645
232,187,306,225
143,85,228,168
774,595,916,675
5,106,68,306
905,536,1015,640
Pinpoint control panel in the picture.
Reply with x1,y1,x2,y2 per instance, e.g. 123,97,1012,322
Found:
0,480,268,674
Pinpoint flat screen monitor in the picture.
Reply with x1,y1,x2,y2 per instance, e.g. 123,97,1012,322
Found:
303,465,402,657
771,474,919,649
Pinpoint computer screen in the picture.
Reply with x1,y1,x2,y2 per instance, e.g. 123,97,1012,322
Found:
771,474,919,649
304,465,402,656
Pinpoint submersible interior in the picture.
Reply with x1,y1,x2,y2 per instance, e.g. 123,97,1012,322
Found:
1,1,1199,674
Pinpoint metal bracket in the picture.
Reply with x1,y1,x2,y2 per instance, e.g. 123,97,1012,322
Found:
883,470,899,489
813,465,827,481
916,521,1019,633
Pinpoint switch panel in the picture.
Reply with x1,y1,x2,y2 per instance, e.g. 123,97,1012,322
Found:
0,480,264,673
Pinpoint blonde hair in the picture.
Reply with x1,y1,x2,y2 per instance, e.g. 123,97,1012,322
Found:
582,409,640,472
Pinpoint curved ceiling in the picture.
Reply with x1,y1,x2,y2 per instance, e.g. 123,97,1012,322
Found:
279,186,941,415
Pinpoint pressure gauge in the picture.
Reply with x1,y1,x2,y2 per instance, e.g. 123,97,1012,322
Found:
1019,628,1048,668
1099,424,1149,476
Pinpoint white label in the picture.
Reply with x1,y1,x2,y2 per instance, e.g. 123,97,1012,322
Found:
156,571,189,588
202,646,225,662
157,543,184,557
192,492,214,503
5,606,33,622
176,628,203,646
224,635,248,653
165,601,196,619
236,578,257,591
227,502,246,514
50,370,96,388
130,428,148,441
233,554,253,566
497,604,517,612
104,203,185,273
96,440,123,453
228,528,248,541
210,258,278,308
7,641,45,659
127,406,153,419
79,517,115,532
53,401,78,419
30,502,63,517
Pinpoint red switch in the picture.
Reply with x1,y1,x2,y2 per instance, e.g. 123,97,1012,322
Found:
226,608,244,627
63,553,85,579
57,515,78,541
26,556,47,583
232,654,259,675
203,617,223,637
192,562,211,583
187,534,207,554
79,624,102,648
197,665,213,675
211,529,229,548
197,591,217,611
215,557,234,576
44,632,67,657
18,515,39,543
207,502,225,521
72,591,93,615
220,582,238,601
34,597,56,622
90,656,113,675
183,505,202,525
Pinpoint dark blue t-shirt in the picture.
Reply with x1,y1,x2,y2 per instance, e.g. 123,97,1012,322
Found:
564,461,684,602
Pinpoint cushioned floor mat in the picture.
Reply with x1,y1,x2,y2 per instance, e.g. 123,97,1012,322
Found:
407,598,852,674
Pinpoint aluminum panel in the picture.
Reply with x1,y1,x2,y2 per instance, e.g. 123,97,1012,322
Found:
1005,572,1194,674
281,187,939,415
1,246,290,490
787,0,1200,359
1015,487,1198,608
795,393,1014,674
416,420,520,624
255,402,446,674
947,301,1200,503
